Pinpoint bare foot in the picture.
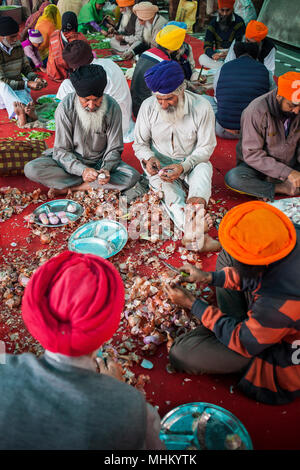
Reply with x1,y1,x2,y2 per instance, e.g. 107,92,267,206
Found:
200,234,221,253
13,101,27,127
47,188,69,199
182,233,221,252
275,180,300,196
24,101,37,121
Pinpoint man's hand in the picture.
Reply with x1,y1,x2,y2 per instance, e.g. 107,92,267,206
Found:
144,157,161,176
179,263,213,284
287,170,300,190
27,80,43,90
82,167,99,182
115,34,124,42
122,50,134,60
97,169,110,185
159,164,183,183
95,356,124,382
164,284,196,310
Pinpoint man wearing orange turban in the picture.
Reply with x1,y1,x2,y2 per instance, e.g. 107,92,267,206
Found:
199,0,245,70
224,19,276,74
164,201,300,405
0,251,164,450
225,71,300,200
109,0,143,54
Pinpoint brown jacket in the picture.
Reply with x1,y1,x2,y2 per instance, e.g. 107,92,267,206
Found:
236,89,300,180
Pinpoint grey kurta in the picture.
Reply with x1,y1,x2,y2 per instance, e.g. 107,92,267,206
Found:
24,92,140,191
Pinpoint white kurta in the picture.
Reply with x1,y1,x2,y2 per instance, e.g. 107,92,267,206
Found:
56,58,135,142
133,91,216,231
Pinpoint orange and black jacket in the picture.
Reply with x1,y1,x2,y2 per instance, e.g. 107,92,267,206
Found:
191,225,300,405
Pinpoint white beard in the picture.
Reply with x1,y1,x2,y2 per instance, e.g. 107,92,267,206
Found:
157,93,186,124
143,21,153,45
119,8,132,30
75,95,108,134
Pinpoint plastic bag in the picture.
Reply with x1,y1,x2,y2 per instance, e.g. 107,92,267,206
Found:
175,0,198,33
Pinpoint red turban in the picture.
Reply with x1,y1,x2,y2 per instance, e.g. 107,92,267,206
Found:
218,0,235,9
22,251,124,356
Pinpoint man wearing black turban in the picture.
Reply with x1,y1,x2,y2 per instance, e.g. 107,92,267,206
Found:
0,16,47,125
24,64,140,197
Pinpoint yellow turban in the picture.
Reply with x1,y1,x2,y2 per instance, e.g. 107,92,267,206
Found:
155,25,186,52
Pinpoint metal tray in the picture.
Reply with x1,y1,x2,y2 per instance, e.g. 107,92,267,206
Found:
68,219,128,258
160,402,253,450
33,199,84,227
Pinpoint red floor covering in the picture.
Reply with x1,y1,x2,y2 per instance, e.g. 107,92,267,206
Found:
0,35,299,451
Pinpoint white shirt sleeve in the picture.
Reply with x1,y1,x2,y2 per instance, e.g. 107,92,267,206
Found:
264,47,276,75
181,98,217,173
133,99,156,164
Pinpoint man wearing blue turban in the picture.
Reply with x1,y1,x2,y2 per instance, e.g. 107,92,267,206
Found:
133,60,220,252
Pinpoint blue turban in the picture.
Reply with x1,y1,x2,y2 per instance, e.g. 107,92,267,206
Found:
165,21,187,30
144,60,185,94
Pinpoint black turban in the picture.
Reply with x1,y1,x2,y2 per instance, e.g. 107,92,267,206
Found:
0,16,19,36
70,64,107,98
62,40,93,69
62,11,78,32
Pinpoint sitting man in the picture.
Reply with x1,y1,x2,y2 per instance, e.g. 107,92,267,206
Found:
24,64,140,198
130,23,197,118
133,60,220,252
0,251,164,449
122,1,167,59
56,40,134,141
225,20,276,75
109,0,143,54
225,71,300,200
203,41,270,139
199,0,245,70
0,16,47,126
165,201,300,405
46,11,88,82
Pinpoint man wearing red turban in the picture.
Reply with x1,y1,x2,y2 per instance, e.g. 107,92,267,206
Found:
199,0,245,70
225,71,300,200
224,19,276,75
164,201,300,405
0,251,164,450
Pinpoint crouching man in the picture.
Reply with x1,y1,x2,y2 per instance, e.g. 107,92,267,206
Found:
25,64,140,198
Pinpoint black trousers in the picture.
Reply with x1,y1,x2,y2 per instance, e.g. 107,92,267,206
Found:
169,250,252,374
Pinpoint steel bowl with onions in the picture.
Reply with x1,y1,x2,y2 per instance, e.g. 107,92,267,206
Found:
68,219,128,259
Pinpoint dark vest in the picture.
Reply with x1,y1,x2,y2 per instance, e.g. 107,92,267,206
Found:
117,11,137,36
216,55,270,130
258,37,275,63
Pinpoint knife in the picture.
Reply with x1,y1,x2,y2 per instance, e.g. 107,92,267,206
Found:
162,261,189,277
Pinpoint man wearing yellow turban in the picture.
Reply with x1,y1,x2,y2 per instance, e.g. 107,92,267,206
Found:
225,71,300,200
164,201,300,405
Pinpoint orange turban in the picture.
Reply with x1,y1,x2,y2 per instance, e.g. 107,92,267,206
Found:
116,0,135,7
278,71,300,104
218,201,296,265
218,0,235,9
245,20,268,42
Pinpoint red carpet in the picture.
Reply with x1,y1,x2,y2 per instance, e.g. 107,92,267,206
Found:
0,36,299,451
